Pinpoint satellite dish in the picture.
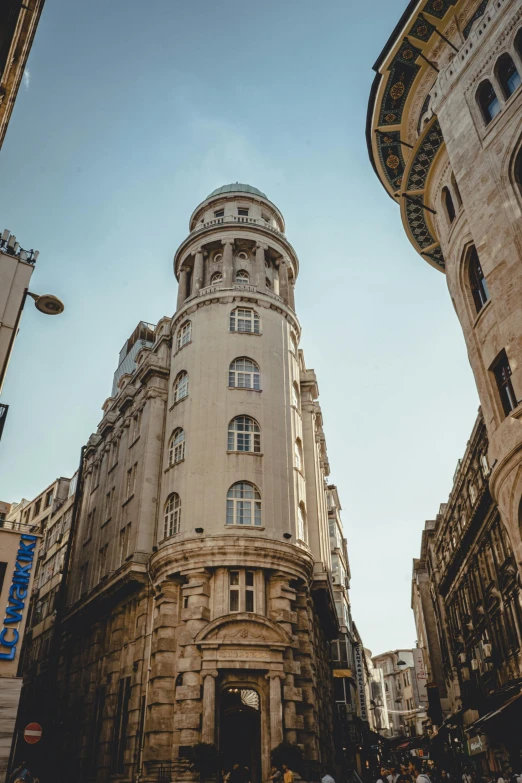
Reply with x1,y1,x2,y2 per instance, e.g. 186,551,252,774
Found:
32,294,65,315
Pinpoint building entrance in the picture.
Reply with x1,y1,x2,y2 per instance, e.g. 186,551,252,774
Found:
220,688,261,783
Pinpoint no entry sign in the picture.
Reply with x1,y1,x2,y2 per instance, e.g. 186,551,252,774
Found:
24,723,42,744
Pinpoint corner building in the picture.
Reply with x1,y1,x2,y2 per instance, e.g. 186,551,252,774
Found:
53,185,338,783
367,3,522,586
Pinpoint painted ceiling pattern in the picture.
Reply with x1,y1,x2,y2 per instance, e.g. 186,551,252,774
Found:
376,130,407,191
379,39,422,127
406,120,444,190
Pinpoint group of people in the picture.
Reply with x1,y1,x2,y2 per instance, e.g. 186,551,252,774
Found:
377,758,431,783
376,761,522,783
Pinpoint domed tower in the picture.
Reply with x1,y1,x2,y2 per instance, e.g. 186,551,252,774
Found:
367,2,522,573
145,184,336,780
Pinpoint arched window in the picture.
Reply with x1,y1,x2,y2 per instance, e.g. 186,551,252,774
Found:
476,80,501,125
226,482,261,526
164,493,181,539
228,416,260,453
168,428,185,466
294,439,303,472
173,371,189,402
297,503,307,542
210,271,223,285
292,382,300,408
450,172,462,208
235,270,249,284
229,308,260,334
468,246,489,313
229,358,260,390
442,186,456,224
290,332,298,356
265,277,271,290
495,52,521,99
176,321,192,350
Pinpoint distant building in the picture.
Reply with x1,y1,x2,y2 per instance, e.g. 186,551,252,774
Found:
373,650,427,738
0,0,46,150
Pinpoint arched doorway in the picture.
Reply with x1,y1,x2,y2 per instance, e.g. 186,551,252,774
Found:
219,687,261,783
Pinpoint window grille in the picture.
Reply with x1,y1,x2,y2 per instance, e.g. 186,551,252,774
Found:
229,358,260,390
164,493,181,538
169,428,185,465
229,308,260,334
227,416,260,453
174,371,189,401
226,482,261,526
177,321,192,350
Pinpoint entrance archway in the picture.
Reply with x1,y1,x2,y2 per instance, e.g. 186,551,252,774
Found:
220,687,261,783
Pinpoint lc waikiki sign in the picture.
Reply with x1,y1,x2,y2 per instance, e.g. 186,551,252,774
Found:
0,531,39,673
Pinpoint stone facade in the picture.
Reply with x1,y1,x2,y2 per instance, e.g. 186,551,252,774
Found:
18,185,342,783
368,0,522,763
412,412,522,767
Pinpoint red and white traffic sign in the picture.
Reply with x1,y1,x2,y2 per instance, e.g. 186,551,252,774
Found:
23,723,42,744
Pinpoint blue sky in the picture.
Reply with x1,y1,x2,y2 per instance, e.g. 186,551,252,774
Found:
0,0,479,654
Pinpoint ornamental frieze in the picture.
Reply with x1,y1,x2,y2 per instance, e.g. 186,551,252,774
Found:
376,130,406,190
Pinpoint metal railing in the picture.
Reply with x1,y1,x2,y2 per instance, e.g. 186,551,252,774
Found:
192,214,285,237
0,518,38,534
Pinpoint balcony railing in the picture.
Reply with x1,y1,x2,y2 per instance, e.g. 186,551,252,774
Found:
0,518,38,534
191,214,285,238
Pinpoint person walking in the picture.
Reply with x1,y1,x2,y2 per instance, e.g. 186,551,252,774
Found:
398,764,413,783
408,758,431,783
282,764,295,783
269,768,282,783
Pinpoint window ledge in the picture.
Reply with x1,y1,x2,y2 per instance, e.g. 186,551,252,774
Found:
83,537,92,546
509,401,522,421
227,451,263,457
101,518,111,529
122,493,135,508
108,462,119,475
230,330,262,337
174,340,192,356
129,435,141,449
290,404,302,416
90,483,100,495
228,386,262,393
169,396,188,411
293,467,305,477
225,525,265,531
472,297,492,329
164,458,185,473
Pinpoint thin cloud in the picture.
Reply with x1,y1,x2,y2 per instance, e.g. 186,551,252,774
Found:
23,69,30,90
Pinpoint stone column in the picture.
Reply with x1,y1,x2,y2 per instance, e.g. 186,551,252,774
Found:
222,240,234,287
192,249,205,295
177,267,189,309
201,670,218,744
287,276,295,310
277,258,290,304
266,672,285,748
255,243,268,290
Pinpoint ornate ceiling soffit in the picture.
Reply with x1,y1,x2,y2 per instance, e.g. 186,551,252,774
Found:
368,0,459,199
399,115,446,271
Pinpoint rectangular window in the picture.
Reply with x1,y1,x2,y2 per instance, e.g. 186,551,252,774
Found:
492,350,518,416
79,562,89,598
0,561,7,595
85,509,95,542
45,490,53,508
245,571,255,612
132,412,141,443
214,209,224,218
238,207,249,217
34,499,42,518
119,523,131,565
98,544,108,582
229,571,240,612
105,490,113,522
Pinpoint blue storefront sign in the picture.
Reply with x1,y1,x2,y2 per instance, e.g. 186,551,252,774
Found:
0,533,38,661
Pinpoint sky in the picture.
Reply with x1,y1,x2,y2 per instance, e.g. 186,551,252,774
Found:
0,0,480,655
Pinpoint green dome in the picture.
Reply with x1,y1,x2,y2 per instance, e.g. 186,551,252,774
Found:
207,183,267,199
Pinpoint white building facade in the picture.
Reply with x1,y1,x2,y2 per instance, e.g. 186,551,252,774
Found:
19,185,341,783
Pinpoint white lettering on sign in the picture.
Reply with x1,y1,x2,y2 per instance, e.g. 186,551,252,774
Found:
413,648,428,704
353,644,368,722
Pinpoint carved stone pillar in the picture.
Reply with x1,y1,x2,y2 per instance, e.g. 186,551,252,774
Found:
255,243,267,290
177,266,189,309
278,258,290,304
201,670,219,744
222,240,234,287
287,273,295,310
266,672,285,748
193,249,205,295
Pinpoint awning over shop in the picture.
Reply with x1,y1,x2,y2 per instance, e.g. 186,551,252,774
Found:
468,690,522,732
